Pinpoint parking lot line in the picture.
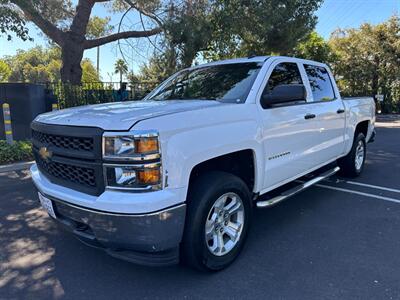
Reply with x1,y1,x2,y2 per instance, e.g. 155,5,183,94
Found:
343,180,400,194
315,184,400,204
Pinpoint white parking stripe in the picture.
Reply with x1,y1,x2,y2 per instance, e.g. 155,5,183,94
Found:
315,184,400,205
344,181,400,194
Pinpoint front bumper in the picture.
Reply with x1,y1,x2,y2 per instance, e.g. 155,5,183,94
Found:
47,194,185,266
31,164,187,266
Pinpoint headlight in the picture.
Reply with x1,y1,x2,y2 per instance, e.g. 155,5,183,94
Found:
104,163,161,190
102,131,162,191
103,131,160,160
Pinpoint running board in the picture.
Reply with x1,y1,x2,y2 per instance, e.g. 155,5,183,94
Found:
256,166,340,208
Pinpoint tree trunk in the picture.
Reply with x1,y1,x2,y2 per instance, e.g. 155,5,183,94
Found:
60,36,85,85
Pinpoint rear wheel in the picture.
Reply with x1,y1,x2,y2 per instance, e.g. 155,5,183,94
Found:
182,171,252,271
338,132,366,178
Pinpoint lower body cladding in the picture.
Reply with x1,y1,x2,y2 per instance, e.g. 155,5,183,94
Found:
36,193,186,266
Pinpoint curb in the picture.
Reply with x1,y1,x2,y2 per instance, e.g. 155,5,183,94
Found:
0,161,35,173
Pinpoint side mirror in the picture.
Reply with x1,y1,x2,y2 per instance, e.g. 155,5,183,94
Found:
261,84,306,108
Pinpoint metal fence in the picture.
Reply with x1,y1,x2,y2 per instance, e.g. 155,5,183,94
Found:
44,81,159,109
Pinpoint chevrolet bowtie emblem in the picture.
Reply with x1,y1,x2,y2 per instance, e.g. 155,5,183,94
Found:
39,147,52,161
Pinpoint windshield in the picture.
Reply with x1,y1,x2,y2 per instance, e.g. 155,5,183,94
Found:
146,62,263,103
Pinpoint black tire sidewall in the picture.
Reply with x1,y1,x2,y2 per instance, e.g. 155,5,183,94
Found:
338,132,366,177
351,133,366,176
183,172,252,271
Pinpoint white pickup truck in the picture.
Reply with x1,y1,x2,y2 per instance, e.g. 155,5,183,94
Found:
31,56,376,271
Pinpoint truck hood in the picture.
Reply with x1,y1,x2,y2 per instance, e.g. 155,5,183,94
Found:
35,100,222,131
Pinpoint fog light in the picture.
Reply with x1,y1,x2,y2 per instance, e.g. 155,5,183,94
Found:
105,166,137,188
104,164,162,190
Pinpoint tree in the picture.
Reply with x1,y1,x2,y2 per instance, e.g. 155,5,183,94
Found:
0,0,31,41
164,0,213,68
329,16,400,112
4,46,100,83
7,0,162,84
114,58,128,83
0,59,11,82
292,32,334,64
204,0,323,60
134,47,178,83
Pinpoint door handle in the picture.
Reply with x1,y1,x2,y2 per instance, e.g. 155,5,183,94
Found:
337,108,345,114
304,113,316,120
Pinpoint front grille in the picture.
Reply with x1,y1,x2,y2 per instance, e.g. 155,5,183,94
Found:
35,154,96,187
31,122,104,195
32,130,94,152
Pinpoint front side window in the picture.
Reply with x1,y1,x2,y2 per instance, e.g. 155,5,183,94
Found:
147,62,263,103
264,62,303,94
304,65,335,102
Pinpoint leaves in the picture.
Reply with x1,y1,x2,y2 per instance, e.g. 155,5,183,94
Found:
4,46,100,83
86,16,114,39
0,59,11,82
205,0,323,59
0,140,33,164
114,58,128,82
0,0,31,41
329,16,400,112
292,32,334,64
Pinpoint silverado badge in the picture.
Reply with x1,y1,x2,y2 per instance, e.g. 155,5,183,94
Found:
39,147,52,161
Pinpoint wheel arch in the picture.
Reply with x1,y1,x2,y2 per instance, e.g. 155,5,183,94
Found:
355,120,369,138
186,149,258,198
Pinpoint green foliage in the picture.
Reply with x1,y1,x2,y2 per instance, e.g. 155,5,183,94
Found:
0,140,33,164
293,32,334,64
164,0,213,67
4,46,99,83
86,16,114,39
329,16,400,113
0,59,11,82
204,0,323,60
133,48,178,83
81,58,101,83
114,59,128,82
0,0,31,41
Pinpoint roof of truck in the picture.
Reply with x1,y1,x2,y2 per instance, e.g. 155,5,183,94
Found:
188,55,328,71
192,56,269,69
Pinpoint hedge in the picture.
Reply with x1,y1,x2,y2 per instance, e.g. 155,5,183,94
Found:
0,140,33,165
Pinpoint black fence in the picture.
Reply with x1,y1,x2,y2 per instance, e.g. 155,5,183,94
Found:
44,81,159,109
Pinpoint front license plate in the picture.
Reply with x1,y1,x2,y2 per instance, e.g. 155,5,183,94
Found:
38,192,56,219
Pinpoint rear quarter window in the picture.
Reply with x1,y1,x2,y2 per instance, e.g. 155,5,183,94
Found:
304,65,335,102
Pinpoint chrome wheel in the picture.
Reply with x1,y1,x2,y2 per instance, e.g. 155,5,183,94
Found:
205,192,245,256
355,140,365,171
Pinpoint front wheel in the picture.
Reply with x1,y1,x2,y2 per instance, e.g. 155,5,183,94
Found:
338,132,366,178
181,171,252,271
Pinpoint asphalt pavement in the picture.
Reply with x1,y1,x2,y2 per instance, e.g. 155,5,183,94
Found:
1,119,400,300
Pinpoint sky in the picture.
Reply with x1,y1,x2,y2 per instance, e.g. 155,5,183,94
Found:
0,0,399,82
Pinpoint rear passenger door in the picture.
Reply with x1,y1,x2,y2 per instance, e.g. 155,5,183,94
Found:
302,64,346,162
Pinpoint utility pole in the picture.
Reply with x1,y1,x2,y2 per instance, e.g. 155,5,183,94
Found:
97,46,100,76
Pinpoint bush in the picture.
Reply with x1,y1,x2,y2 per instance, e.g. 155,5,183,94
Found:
0,140,33,164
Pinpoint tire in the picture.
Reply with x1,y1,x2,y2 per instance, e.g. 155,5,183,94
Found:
181,171,252,271
338,132,366,178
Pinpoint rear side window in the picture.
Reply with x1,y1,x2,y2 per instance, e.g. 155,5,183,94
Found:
264,63,303,93
304,65,335,102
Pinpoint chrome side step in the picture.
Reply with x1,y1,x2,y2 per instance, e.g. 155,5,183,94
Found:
256,166,340,208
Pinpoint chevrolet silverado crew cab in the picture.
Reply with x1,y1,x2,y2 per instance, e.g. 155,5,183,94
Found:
31,56,376,271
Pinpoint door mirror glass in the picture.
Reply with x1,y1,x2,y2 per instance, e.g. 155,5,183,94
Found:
261,84,306,108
